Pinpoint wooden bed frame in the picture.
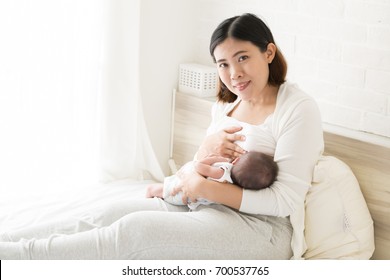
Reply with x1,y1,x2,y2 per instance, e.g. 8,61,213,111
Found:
171,90,390,260
323,129,390,260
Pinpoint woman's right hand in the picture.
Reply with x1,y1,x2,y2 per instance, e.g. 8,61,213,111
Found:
196,126,246,160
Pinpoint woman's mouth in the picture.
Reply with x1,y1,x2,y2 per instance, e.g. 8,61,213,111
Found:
233,81,250,91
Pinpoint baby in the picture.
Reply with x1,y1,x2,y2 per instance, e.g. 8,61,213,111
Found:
146,150,278,209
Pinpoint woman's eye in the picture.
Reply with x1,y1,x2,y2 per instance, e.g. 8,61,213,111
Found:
218,63,228,68
238,55,249,62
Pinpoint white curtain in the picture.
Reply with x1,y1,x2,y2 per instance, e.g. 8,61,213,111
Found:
0,0,164,197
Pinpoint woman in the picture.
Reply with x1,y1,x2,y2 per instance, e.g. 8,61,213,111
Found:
172,13,324,259
0,13,323,259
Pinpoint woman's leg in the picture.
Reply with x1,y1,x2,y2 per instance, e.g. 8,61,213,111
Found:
1,203,292,260
114,204,293,260
0,198,179,242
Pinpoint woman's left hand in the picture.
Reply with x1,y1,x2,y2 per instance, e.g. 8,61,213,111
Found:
172,168,205,205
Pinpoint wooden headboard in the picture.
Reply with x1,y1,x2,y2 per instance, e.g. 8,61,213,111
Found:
171,90,390,260
323,130,390,260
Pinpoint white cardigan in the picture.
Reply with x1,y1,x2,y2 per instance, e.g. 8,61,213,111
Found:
207,82,324,259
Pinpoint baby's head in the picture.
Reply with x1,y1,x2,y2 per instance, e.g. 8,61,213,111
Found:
231,151,278,190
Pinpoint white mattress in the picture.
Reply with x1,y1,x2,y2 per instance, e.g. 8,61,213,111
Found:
0,179,152,232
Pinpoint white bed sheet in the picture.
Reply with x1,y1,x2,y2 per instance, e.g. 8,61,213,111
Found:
0,179,152,232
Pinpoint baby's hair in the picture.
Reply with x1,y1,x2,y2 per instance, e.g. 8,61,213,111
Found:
231,151,278,190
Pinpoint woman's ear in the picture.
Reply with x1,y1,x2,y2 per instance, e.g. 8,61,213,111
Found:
266,43,276,64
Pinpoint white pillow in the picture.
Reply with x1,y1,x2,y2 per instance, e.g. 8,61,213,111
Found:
303,156,375,259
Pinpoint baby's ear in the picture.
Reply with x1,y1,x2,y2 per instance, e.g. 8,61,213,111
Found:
231,157,240,165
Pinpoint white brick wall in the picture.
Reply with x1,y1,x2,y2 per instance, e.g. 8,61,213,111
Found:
195,0,390,138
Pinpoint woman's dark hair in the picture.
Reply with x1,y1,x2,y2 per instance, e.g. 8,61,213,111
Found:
210,13,287,103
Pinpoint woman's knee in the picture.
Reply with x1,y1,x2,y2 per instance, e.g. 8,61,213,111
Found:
110,211,171,259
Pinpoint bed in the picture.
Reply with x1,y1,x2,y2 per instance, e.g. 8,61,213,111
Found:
0,179,152,234
1,90,389,260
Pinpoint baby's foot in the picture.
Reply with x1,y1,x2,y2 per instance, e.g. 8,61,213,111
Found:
0,232,12,242
145,183,164,198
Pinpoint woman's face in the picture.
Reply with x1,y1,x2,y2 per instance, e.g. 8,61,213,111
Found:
213,37,275,102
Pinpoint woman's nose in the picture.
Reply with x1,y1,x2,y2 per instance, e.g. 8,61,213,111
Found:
230,65,243,80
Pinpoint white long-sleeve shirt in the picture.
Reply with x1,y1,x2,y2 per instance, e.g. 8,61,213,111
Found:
206,81,324,258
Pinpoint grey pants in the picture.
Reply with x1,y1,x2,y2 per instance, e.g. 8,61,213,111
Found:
0,198,293,259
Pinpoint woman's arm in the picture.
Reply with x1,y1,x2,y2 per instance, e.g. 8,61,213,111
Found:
173,102,246,207
239,98,324,217
174,169,243,209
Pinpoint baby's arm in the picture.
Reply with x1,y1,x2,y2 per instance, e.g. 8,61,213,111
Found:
194,156,230,180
